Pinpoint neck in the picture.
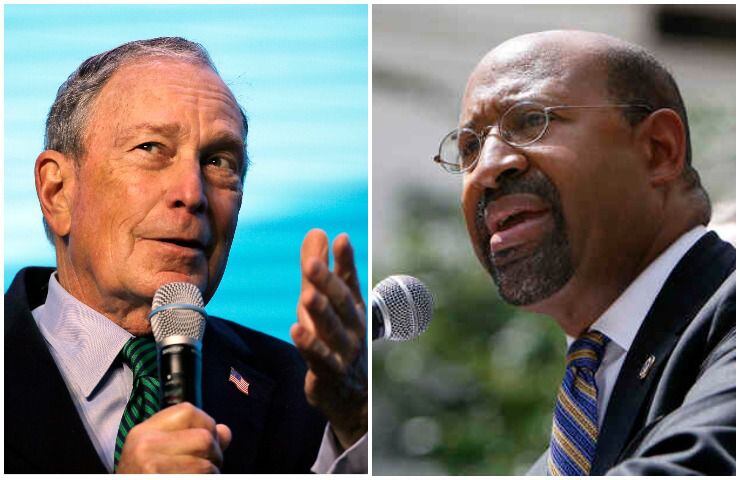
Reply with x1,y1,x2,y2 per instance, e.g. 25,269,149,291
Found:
525,218,699,337
55,247,153,336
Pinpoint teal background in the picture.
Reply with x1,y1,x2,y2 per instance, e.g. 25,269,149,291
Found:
5,4,368,342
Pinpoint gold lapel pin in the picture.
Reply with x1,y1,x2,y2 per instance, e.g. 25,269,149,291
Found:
639,354,656,380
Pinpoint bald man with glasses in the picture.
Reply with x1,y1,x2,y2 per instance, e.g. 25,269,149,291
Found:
433,30,734,475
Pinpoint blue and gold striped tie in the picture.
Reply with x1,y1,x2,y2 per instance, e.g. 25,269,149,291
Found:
113,337,161,470
548,330,610,475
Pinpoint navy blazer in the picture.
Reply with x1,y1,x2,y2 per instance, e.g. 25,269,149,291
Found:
4,266,326,473
528,231,736,475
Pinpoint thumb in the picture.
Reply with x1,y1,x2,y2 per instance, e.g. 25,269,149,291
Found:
216,423,232,451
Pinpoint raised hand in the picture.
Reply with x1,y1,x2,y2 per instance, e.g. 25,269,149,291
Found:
291,228,367,449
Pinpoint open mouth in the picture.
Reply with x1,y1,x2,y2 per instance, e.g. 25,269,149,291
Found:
484,194,554,257
157,238,206,251
495,209,549,233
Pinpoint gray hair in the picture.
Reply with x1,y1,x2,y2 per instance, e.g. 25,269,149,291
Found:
42,37,249,242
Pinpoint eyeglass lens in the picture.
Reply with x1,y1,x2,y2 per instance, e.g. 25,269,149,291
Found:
501,103,548,145
439,103,549,171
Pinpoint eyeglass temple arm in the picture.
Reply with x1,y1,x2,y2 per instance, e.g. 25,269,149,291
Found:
545,104,653,113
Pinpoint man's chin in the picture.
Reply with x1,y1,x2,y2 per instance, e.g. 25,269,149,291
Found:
489,241,541,268
487,245,573,307
126,322,154,336
148,270,209,297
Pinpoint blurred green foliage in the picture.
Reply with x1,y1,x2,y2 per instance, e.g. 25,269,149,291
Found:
685,104,735,201
373,188,566,475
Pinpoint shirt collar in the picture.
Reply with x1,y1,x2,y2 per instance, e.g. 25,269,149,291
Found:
34,273,133,398
570,225,708,352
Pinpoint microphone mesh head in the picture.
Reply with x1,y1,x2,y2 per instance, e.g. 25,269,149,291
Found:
150,282,206,344
374,275,433,341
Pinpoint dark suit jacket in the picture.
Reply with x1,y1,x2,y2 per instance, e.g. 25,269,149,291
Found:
528,231,736,475
5,266,327,473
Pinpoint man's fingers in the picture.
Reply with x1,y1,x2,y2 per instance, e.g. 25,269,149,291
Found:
301,229,329,291
304,257,363,334
291,323,344,377
216,424,232,452
121,455,218,474
144,402,218,434
119,421,227,473
302,369,340,408
332,234,364,306
300,287,356,358
296,302,317,336
165,428,224,466
158,456,220,474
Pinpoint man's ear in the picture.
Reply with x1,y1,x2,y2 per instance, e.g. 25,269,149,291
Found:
35,150,77,238
635,108,686,186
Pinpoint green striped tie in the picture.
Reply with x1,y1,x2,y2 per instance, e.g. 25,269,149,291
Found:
113,337,161,470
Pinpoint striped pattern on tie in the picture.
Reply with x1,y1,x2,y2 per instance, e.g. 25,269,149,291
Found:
113,337,161,470
548,330,610,476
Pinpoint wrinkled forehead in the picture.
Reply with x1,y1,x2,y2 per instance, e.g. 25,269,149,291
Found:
97,57,245,136
461,39,606,124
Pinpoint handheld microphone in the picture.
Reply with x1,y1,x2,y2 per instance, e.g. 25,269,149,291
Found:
371,275,434,341
149,282,207,408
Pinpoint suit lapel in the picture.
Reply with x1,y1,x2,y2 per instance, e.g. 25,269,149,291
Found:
201,320,277,472
592,232,735,474
5,267,106,473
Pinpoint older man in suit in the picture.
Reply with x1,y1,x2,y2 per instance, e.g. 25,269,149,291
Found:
433,30,734,474
5,37,367,473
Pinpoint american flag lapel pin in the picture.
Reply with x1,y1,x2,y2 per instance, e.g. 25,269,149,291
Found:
228,367,250,396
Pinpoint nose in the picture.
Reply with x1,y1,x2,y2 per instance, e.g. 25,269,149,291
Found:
165,155,208,214
467,130,529,189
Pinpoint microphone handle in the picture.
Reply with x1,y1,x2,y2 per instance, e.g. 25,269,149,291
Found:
158,342,202,408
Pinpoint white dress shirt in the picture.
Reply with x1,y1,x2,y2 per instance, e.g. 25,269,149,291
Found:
566,225,707,427
32,272,365,473
32,274,134,472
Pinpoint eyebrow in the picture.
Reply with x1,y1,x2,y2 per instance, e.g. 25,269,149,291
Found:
461,94,561,129
116,123,244,152
115,121,247,174
114,122,183,147
203,131,244,151
461,98,517,130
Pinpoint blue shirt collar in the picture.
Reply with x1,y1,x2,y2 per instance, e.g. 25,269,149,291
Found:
32,272,133,398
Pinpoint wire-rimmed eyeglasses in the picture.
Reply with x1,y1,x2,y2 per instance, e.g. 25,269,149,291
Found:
433,101,653,174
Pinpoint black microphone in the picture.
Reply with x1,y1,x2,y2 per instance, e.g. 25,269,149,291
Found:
149,282,207,408
371,275,434,341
